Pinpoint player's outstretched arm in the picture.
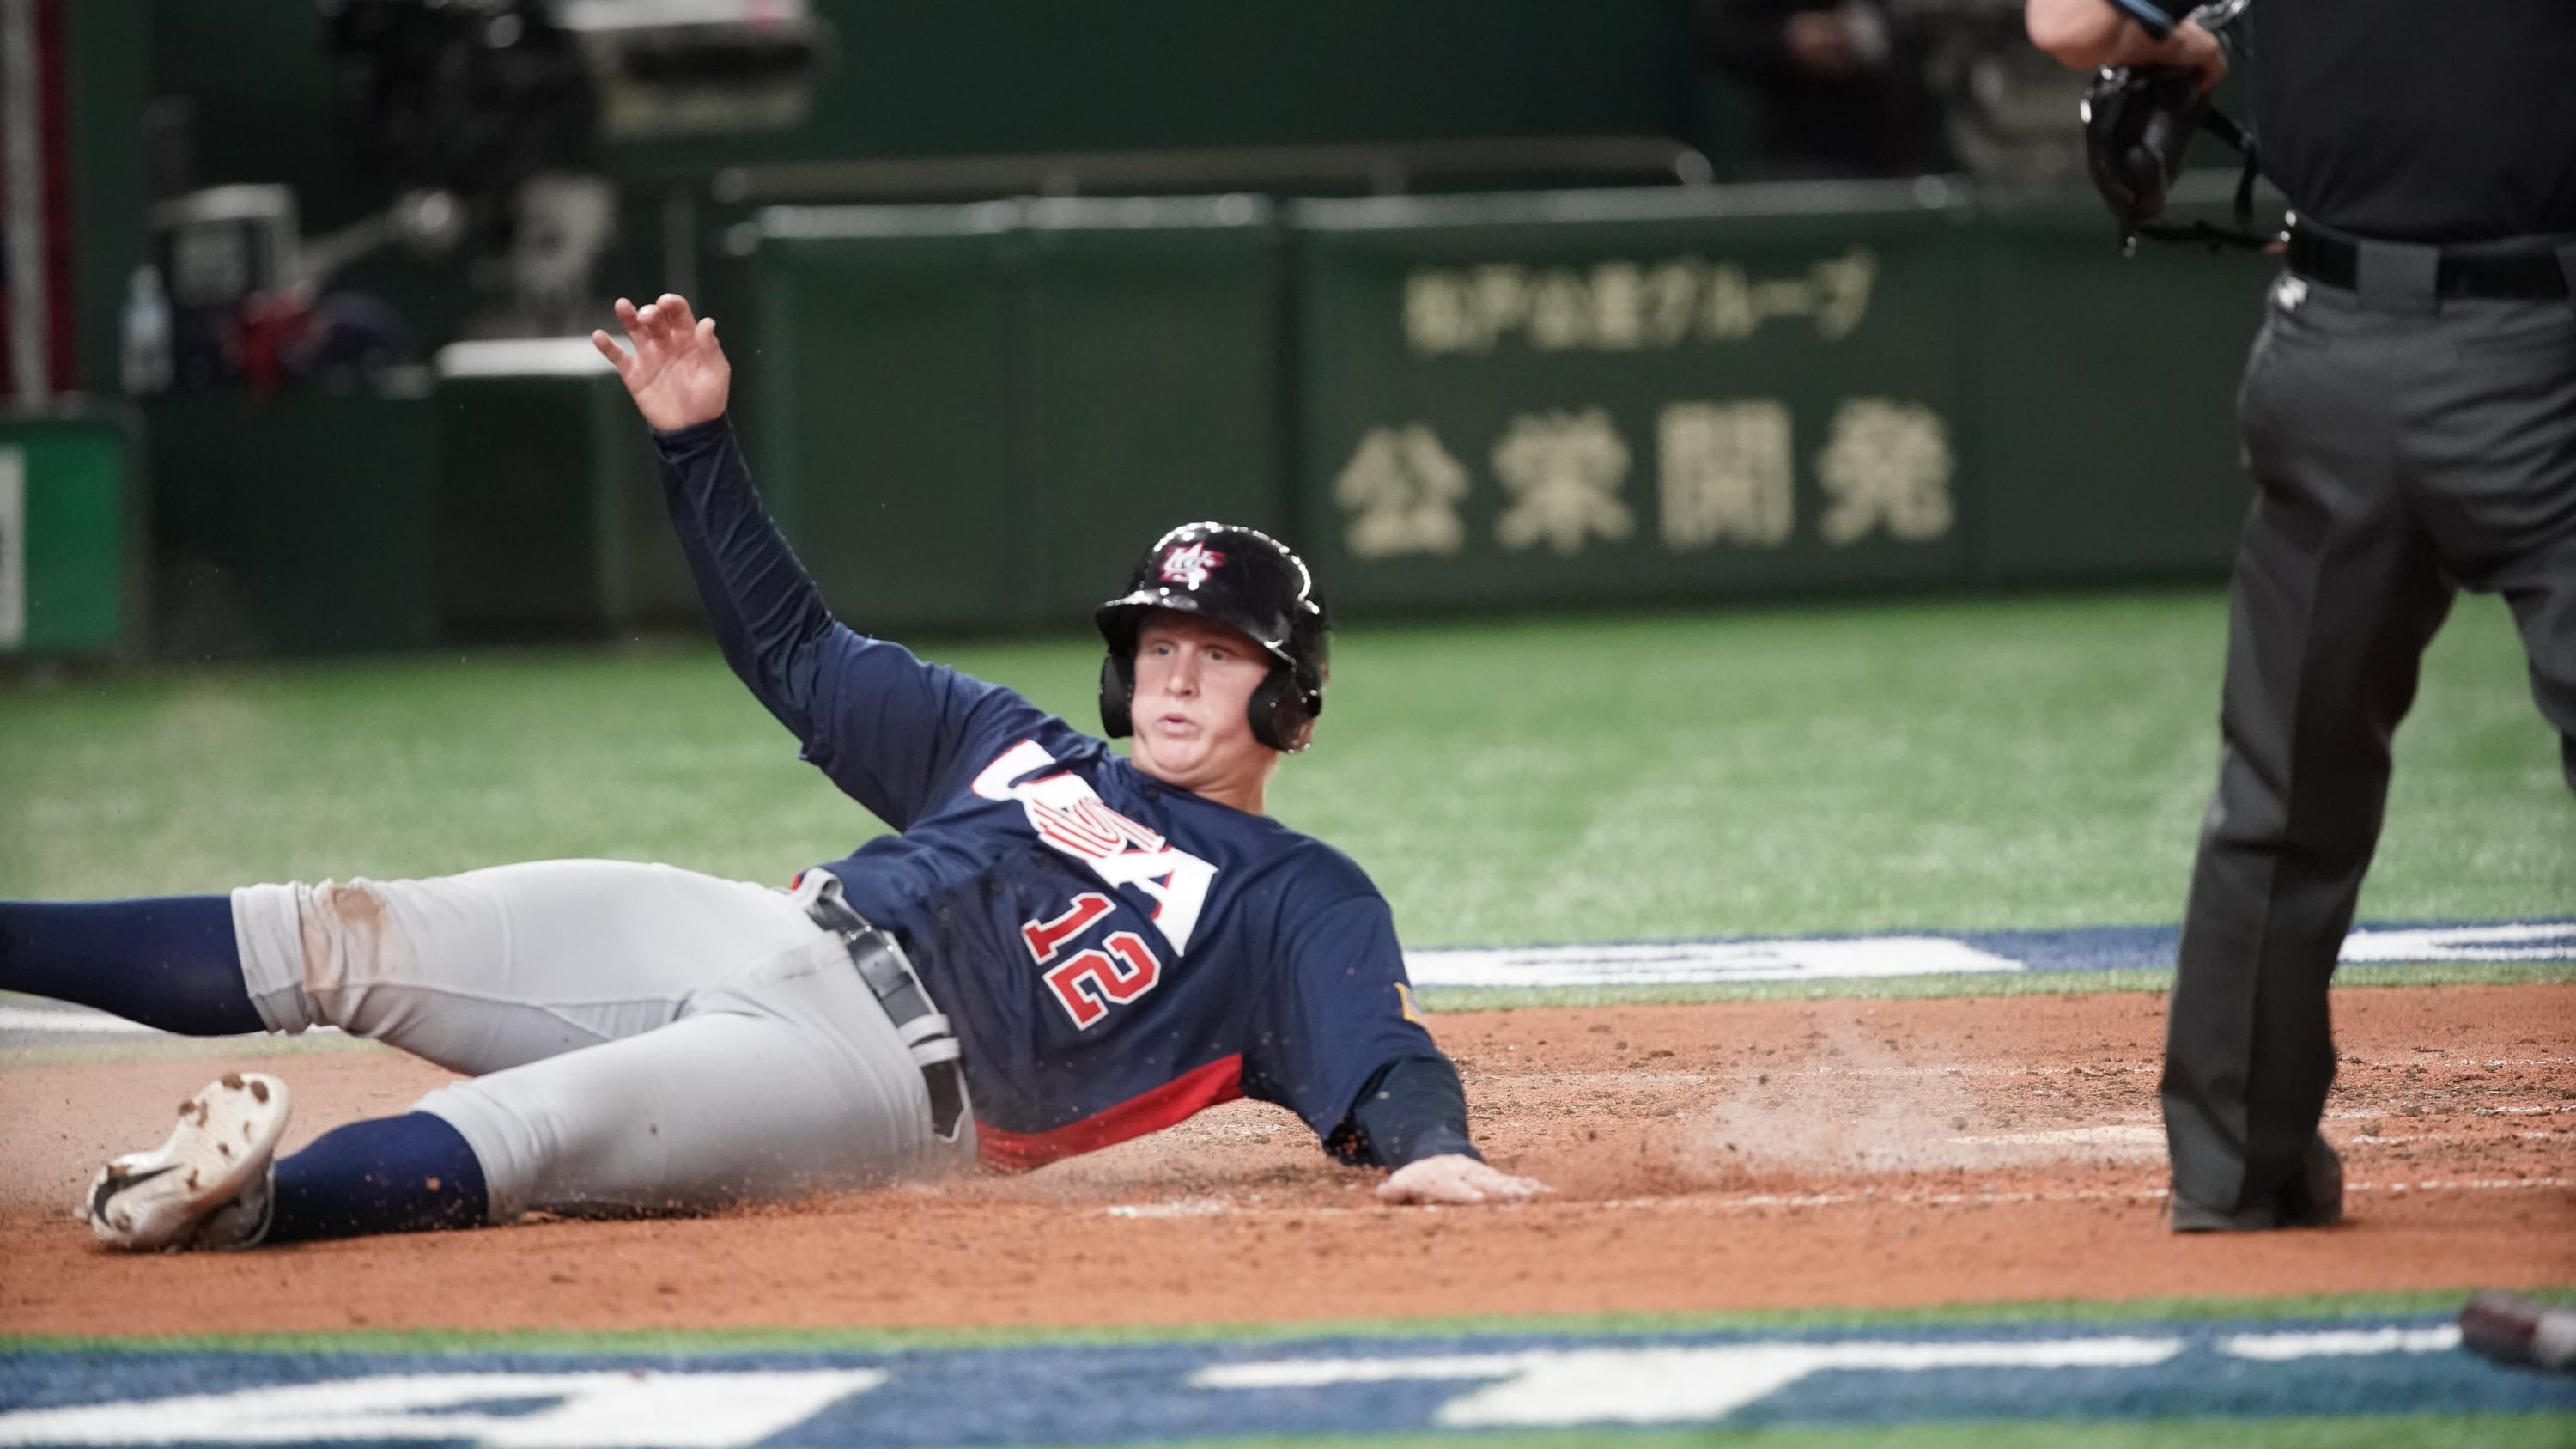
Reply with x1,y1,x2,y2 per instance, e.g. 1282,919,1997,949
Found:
592,293,1018,830
1378,1154,1547,1207
592,294,729,430
594,293,841,748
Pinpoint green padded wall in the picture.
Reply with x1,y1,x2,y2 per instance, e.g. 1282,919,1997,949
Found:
145,387,440,657
0,411,137,657
1293,184,1983,614
1018,202,1288,618
747,198,1286,635
750,210,1024,635
1971,180,2275,583
437,366,696,639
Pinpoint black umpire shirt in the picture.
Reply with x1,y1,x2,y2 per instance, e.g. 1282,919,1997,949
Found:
2249,0,2576,243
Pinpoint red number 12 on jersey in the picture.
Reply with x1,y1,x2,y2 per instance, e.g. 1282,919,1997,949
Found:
1021,892,1165,1029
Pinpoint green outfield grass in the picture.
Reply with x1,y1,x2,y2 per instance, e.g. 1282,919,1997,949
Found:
1,588,2564,945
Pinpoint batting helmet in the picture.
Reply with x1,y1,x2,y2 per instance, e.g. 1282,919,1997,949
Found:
1095,522,1329,752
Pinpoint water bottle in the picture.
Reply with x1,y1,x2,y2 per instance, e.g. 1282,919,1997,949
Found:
121,265,173,395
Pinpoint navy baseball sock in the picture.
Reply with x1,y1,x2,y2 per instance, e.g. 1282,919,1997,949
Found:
265,1112,490,1243
0,896,264,1035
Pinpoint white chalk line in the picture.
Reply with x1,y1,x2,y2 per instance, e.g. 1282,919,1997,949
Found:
1478,1061,2570,1090
1104,1176,2573,1221
1931,1122,2567,1148
0,1007,343,1039
1595,1178,2574,1215
2456,1104,2576,1116
2349,1130,2568,1146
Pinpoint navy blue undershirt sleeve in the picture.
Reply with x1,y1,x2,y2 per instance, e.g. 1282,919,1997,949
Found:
1333,1053,1479,1169
650,416,835,743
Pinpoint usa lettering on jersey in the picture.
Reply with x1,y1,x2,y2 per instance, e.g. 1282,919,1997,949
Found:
970,740,1218,955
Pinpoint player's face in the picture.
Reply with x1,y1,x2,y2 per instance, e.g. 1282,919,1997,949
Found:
1127,611,1278,805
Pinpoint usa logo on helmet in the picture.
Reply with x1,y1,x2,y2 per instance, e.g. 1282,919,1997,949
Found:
1160,543,1225,588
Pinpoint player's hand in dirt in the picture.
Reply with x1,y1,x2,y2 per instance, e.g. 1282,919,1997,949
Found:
1376,1154,1547,1206
594,294,730,432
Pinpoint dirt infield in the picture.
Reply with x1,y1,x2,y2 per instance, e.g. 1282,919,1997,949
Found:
3,983,2568,1338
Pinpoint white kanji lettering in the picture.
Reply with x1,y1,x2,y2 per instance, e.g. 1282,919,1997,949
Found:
1642,260,1700,345
1492,409,1633,557
1470,265,1531,348
1812,247,1877,341
1698,264,1759,341
1658,401,1795,550
1589,262,1645,350
1402,248,1878,353
1753,278,1814,322
1815,399,1955,546
1526,270,1592,350
1404,270,1477,355
1333,424,1471,559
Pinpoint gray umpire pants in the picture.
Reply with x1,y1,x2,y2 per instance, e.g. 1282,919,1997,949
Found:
2162,235,2576,1215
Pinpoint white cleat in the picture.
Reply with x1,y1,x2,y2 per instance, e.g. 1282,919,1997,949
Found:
82,1073,291,1251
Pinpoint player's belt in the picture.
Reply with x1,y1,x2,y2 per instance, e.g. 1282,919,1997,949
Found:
796,874,969,1142
2285,226,2572,301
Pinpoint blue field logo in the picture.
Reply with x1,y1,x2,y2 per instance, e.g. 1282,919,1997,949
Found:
3,1313,2569,1446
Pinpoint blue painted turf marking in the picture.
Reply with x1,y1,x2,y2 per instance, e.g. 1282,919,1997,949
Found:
1402,916,2576,988
3,1313,2570,1445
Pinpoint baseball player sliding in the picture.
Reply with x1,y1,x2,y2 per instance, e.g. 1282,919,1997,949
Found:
0,293,1541,1251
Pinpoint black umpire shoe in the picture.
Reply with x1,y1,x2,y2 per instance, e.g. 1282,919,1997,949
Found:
2169,1135,2344,1233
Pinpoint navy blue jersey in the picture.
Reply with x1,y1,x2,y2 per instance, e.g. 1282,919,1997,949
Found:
652,417,1473,1172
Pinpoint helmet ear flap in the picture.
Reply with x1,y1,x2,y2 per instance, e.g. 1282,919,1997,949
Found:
1248,664,1320,752
1097,650,1137,739
1248,669,1294,752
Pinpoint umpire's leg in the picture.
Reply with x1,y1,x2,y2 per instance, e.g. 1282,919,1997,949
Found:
2162,278,2457,1223
2495,524,2576,795
2402,283,2576,795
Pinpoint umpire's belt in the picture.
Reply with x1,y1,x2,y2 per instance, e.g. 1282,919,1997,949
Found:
796,873,968,1142
2285,222,2573,302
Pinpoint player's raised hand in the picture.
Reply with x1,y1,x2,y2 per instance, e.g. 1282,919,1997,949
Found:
1376,1153,1547,1207
593,294,730,432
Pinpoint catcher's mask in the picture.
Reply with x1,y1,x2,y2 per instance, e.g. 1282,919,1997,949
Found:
1095,522,1330,753
2081,0,2269,253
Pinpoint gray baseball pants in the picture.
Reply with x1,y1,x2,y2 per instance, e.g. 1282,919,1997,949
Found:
230,861,973,1221
2162,239,2576,1215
